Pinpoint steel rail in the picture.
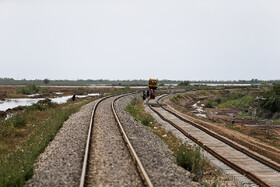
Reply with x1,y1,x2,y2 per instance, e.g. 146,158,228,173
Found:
147,96,271,187
157,94,280,172
79,96,111,187
112,94,153,187
80,93,153,187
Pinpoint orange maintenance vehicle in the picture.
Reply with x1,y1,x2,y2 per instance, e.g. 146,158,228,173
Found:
148,79,158,90
148,79,158,99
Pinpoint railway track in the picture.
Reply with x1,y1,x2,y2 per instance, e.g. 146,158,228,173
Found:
79,94,153,187
147,94,280,187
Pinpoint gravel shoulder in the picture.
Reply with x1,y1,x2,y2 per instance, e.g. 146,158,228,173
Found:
115,94,198,186
25,100,98,187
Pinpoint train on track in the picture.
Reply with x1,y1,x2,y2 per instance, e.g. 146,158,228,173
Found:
143,79,158,100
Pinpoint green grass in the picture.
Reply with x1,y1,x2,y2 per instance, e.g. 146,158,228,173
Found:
169,94,185,103
238,113,258,120
218,95,254,108
271,120,280,124
205,99,218,108
175,144,206,179
0,98,94,186
16,84,40,95
126,98,153,126
198,90,208,95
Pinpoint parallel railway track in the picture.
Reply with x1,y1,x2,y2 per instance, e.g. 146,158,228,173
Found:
80,94,153,187
148,94,280,187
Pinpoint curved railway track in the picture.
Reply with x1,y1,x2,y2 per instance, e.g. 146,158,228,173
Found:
147,94,280,187
79,94,153,187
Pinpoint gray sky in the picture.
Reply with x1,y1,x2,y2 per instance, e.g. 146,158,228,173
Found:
0,0,280,81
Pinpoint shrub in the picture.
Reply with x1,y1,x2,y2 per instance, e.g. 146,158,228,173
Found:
170,95,183,102
26,84,39,94
126,98,153,127
141,117,151,126
219,95,254,109
16,87,28,94
0,111,6,118
170,96,178,102
258,83,280,115
178,81,190,86
12,115,26,128
175,144,206,176
259,95,280,114
205,102,214,108
198,90,207,95
215,97,222,104
37,98,55,107
26,104,44,111
40,87,50,94
16,85,40,95
177,94,183,99
205,99,217,108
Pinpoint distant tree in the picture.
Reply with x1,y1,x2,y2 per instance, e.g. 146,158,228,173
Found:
43,78,50,85
27,84,40,94
178,81,190,86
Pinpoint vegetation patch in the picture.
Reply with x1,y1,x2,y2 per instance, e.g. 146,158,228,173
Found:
258,83,280,118
0,97,95,186
218,95,254,109
175,144,206,180
205,99,218,108
16,84,40,95
126,98,153,127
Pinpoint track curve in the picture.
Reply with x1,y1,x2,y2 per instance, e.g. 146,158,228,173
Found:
147,94,280,187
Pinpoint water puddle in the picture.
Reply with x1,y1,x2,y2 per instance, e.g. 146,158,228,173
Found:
50,96,73,104
27,94,40,97
0,98,44,111
54,92,64,95
192,101,207,118
0,93,100,111
76,93,99,98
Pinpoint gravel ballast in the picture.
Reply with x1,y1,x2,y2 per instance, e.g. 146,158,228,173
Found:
115,94,198,186
25,94,198,186
86,96,143,186
25,99,98,186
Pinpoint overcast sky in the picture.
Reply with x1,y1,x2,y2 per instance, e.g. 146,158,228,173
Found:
0,0,279,81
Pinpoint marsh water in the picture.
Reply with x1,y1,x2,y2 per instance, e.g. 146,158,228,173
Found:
0,93,100,111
